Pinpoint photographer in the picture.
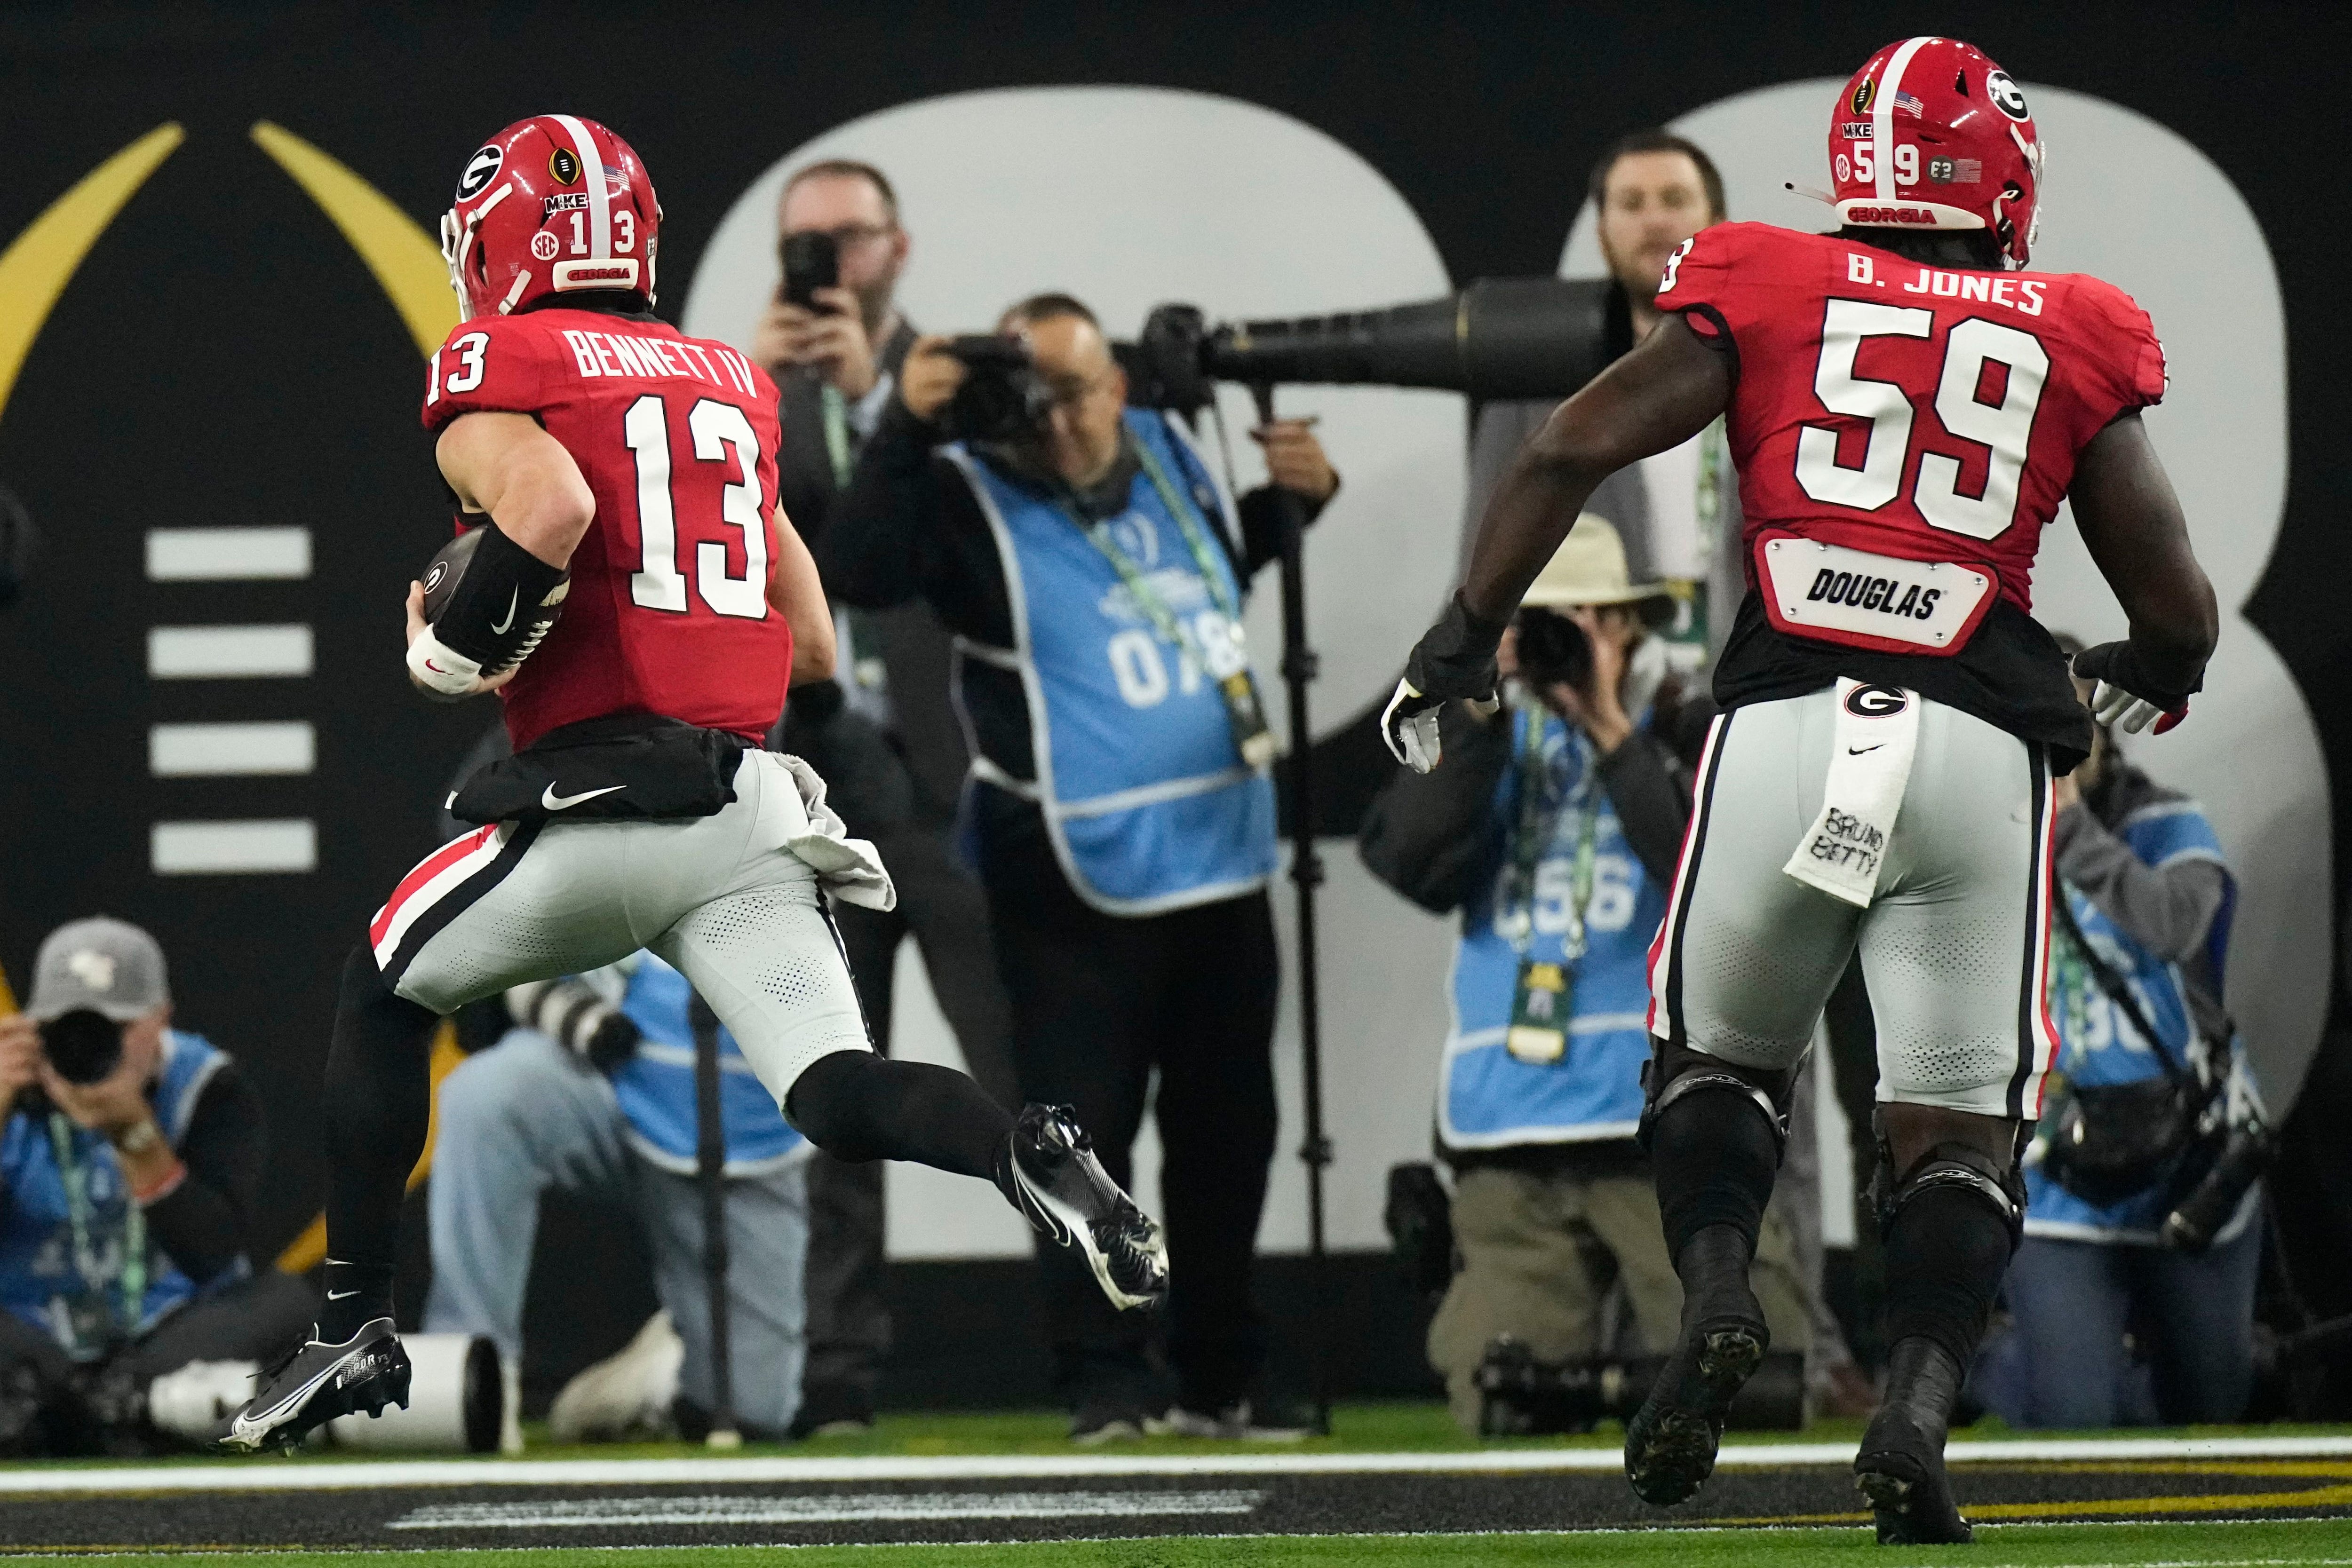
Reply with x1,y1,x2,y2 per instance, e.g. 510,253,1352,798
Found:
1464,130,1734,673
0,918,308,1455
1971,648,2265,1427
1360,518,1807,1432
749,159,1017,1436
424,954,812,1441
825,293,1337,1441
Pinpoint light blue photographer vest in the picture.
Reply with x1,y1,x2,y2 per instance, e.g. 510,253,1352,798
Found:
608,954,808,1178
0,1029,229,1357
2024,796,2255,1245
1439,709,1668,1151
945,409,1277,915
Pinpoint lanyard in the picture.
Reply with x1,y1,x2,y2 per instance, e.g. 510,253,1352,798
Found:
48,1115,146,1335
1693,415,1729,554
1070,438,1242,668
819,385,853,489
1495,704,1603,960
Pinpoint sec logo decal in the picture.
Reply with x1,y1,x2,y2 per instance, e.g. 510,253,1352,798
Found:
530,230,560,260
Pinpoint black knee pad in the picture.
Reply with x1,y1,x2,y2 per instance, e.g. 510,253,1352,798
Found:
1637,1036,1799,1162
1871,1137,2026,1249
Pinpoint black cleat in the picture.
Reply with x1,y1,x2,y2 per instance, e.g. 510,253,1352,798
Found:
1623,1224,1769,1507
1001,1104,1168,1311
1621,1318,1766,1505
1855,1338,1973,1544
217,1317,411,1454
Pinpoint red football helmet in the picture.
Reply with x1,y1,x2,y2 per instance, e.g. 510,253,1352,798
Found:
439,115,661,320
1828,37,2045,269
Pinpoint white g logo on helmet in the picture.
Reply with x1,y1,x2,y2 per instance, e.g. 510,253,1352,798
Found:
1986,70,2031,122
456,144,504,200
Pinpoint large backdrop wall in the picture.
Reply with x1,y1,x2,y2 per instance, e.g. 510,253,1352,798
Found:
3,2,2345,1294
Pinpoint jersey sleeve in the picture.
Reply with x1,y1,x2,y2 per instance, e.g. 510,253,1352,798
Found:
421,317,554,433
2067,277,2169,420
1651,221,1773,348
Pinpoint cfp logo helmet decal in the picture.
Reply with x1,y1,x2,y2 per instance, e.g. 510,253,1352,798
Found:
1850,77,1876,114
66,949,118,992
548,145,581,185
455,144,503,200
1986,70,2031,121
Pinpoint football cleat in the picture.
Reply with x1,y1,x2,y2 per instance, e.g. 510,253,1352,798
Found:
216,1317,411,1454
1622,1228,1770,1507
1001,1104,1168,1312
1854,1338,1975,1544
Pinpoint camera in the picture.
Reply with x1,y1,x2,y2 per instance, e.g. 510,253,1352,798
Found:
1475,1336,1804,1435
37,1008,124,1086
779,230,839,312
1514,606,1594,692
1116,277,1620,413
937,335,1055,444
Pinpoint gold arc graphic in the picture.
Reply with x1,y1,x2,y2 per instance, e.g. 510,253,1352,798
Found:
0,121,467,1275
249,120,460,357
0,123,184,428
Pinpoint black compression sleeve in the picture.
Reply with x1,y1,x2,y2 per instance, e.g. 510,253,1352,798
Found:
434,519,570,669
785,1050,1012,1177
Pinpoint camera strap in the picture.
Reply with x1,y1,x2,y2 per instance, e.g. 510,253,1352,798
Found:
2049,889,2196,1092
1073,441,1275,769
47,1115,146,1339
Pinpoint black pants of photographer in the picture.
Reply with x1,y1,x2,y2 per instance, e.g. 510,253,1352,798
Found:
807,822,1019,1429
986,860,1281,1418
0,1271,316,1455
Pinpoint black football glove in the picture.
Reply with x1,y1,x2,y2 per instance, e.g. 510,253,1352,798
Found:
2071,639,2201,735
1383,593,1509,773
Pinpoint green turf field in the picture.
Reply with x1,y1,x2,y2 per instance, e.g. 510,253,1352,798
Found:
16,1518,2352,1565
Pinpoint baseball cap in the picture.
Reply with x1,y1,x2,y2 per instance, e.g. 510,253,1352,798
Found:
26,917,169,1022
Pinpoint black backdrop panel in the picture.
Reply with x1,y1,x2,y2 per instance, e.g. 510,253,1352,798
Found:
1,1,2346,1263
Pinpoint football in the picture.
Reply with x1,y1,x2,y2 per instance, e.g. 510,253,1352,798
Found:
419,525,483,622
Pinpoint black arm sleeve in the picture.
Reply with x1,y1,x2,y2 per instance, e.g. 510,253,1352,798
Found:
1595,731,1694,886
819,404,1016,644
142,1062,266,1285
1357,704,1512,913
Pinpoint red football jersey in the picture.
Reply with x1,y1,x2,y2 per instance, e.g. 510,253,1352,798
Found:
1657,222,2166,654
420,309,791,750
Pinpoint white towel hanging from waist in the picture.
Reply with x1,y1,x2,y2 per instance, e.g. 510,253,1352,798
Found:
1782,680,1921,908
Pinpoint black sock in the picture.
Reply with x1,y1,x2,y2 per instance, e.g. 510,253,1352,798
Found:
785,1050,1013,1180
1650,1084,1778,1263
320,943,438,1342
1881,1183,2014,1374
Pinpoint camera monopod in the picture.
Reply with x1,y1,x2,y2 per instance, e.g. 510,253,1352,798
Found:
686,991,740,1448
1250,381,1335,1438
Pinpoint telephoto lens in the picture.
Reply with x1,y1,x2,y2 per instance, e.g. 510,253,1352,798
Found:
2161,1120,2275,1252
38,1007,124,1085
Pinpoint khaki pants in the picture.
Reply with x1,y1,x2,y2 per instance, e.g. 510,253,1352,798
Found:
1427,1166,1811,1433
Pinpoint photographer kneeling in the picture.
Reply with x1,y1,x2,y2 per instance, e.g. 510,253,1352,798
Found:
0,918,310,1454
825,294,1337,1441
1361,519,1806,1433
1970,646,2267,1427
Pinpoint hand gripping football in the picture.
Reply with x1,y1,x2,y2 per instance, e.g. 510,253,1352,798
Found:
418,524,568,679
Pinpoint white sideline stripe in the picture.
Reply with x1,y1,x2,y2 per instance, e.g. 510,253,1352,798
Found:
151,819,316,875
148,624,313,678
389,1489,1265,1529
150,721,315,776
8,1435,2352,1493
146,527,311,580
